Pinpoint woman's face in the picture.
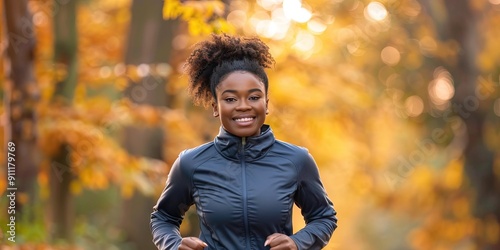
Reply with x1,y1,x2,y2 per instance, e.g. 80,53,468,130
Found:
213,71,268,137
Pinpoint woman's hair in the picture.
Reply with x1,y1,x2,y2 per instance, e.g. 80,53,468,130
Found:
184,34,275,107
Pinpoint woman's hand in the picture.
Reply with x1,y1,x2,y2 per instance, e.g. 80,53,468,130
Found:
264,233,298,250
178,237,208,250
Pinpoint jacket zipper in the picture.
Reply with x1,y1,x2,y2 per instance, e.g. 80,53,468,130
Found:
241,137,251,249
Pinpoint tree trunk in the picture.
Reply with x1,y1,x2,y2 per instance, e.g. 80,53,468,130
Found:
49,0,78,241
3,0,39,221
121,0,177,248
419,0,498,248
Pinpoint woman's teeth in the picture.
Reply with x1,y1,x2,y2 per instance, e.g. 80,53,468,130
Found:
235,117,254,122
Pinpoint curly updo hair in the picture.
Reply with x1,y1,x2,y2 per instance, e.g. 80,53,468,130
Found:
185,34,275,107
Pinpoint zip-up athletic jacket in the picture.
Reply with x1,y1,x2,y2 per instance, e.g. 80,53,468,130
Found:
151,125,337,249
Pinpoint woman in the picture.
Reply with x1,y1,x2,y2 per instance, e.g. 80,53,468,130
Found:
150,34,337,250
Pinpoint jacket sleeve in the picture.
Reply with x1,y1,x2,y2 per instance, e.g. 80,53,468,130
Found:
290,151,338,250
150,154,193,250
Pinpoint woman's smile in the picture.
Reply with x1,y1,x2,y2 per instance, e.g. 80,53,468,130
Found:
213,71,268,137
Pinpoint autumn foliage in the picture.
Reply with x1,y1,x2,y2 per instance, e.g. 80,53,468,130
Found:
1,0,500,249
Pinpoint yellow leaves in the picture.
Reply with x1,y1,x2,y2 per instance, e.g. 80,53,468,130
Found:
133,104,162,126
36,99,169,198
163,0,184,19
70,180,83,195
483,215,500,244
188,19,215,36
440,159,463,191
478,13,500,71
164,0,224,20
163,0,234,35
409,217,477,250
121,182,135,199
119,158,167,198
79,165,109,190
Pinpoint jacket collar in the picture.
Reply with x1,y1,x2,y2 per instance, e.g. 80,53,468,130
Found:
214,124,275,162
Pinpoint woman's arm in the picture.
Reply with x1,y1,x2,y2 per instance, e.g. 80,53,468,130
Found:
151,155,194,250
290,151,338,250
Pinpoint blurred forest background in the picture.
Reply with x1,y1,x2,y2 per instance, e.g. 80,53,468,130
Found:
1,0,499,249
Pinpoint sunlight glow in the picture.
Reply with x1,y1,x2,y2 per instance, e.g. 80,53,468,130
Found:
434,78,454,101
428,68,455,105
33,12,48,26
250,11,270,27
172,34,189,50
156,63,172,77
253,8,290,40
99,66,112,78
405,95,424,117
258,0,284,11
419,36,437,53
293,31,315,52
227,10,247,28
307,19,327,34
137,64,150,77
381,46,401,66
114,63,126,76
283,0,312,23
489,0,500,5
256,20,279,38
365,2,388,21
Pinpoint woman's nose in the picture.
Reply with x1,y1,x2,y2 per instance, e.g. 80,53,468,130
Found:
236,99,251,111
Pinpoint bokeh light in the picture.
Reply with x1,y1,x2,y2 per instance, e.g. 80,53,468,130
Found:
381,46,401,66
364,1,388,21
99,66,112,78
114,63,126,76
156,63,172,77
405,95,424,117
172,34,189,50
137,64,150,77
227,10,247,28
307,18,327,34
428,68,455,106
293,30,315,52
283,0,312,23
257,0,283,11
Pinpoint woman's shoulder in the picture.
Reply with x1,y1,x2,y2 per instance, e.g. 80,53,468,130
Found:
272,139,310,159
272,140,318,172
178,141,217,167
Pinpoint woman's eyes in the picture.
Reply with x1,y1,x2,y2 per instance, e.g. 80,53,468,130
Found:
224,96,261,102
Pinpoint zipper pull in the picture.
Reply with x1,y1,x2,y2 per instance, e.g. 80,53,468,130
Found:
242,137,246,147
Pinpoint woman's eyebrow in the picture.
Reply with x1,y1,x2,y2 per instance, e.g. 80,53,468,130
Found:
221,88,263,95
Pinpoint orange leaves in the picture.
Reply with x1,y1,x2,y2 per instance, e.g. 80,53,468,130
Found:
37,99,169,198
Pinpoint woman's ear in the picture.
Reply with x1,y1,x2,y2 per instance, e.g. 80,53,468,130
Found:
266,98,269,115
212,102,219,117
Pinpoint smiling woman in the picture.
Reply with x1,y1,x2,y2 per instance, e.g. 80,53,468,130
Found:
214,72,269,137
150,34,337,250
